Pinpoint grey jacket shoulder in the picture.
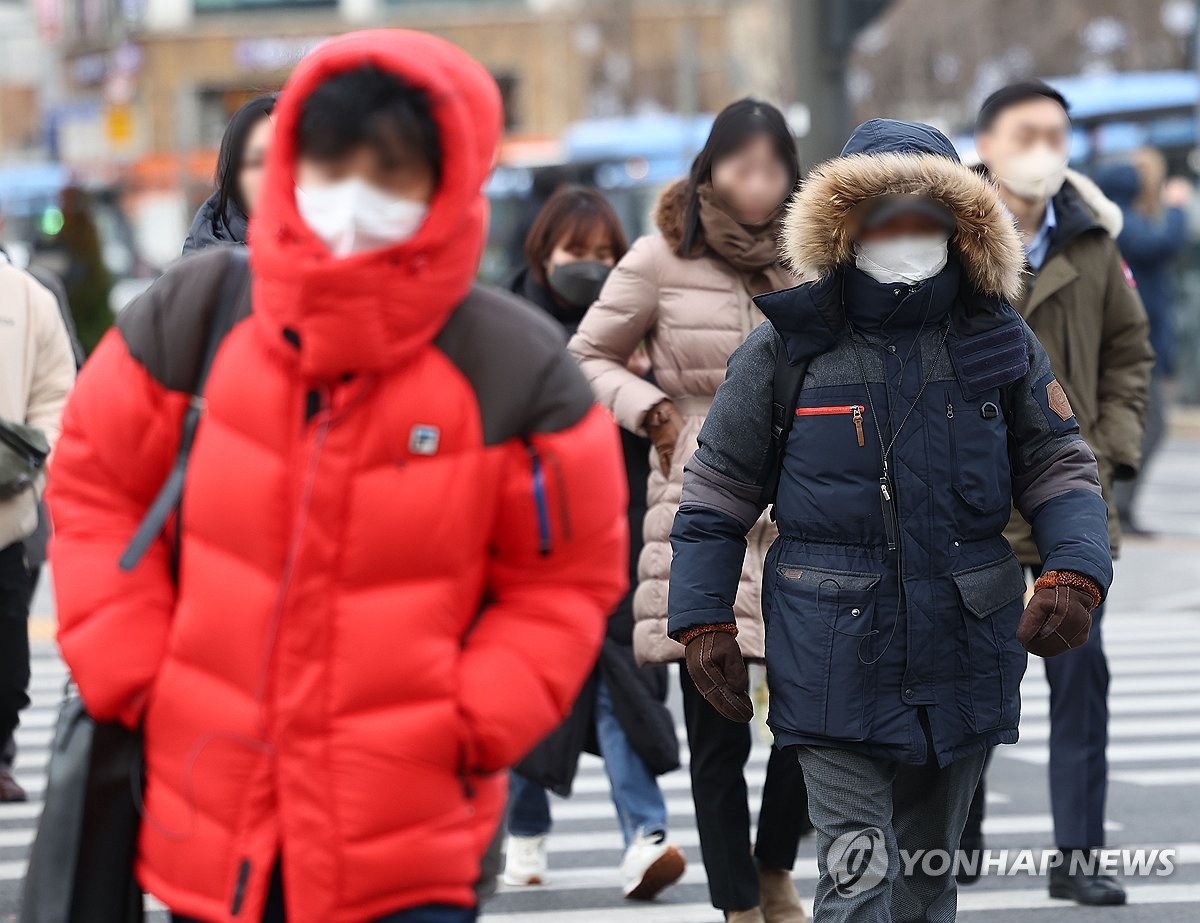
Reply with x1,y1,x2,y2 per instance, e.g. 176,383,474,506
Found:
691,321,779,489
117,248,252,393
435,283,595,445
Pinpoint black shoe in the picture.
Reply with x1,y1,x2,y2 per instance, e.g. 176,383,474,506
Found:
1049,855,1127,906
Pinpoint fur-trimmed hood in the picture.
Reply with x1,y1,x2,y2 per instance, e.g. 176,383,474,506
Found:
782,119,1026,303
653,178,690,252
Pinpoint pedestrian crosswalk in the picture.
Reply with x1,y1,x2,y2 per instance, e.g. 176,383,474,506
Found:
481,589,1200,921
2,582,1198,921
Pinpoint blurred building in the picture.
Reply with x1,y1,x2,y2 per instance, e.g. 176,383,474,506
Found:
39,0,787,268
0,0,62,159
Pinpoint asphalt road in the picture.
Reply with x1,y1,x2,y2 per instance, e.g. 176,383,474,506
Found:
4,436,1199,922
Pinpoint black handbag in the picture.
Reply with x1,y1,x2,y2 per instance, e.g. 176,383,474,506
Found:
20,250,250,923
20,693,144,923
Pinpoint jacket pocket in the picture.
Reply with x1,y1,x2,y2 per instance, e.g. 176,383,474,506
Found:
946,389,1010,514
952,554,1028,733
766,563,881,741
794,404,866,447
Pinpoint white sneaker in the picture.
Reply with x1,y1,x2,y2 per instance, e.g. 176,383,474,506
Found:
620,831,686,900
503,834,548,886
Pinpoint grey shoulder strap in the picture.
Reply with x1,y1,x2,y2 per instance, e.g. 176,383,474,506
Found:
119,249,250,572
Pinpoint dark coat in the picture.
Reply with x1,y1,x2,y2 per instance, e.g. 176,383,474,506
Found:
668,120,1113,767
182,191,248,255
1095,163,1186,375
508,264,679,792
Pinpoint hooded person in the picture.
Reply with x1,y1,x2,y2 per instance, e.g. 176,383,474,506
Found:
48,30,629,923
666,119,1113,923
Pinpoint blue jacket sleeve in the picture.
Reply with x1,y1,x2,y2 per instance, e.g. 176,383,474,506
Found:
1117,208,1187,265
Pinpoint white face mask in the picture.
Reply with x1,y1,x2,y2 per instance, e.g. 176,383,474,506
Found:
854,233,949,285
996,144,1068,202
295,178,428,258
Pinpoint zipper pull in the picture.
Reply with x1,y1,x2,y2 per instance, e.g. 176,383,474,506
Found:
946,401,954,420
525,442,553,556
853,406,865,447
879,476,898,552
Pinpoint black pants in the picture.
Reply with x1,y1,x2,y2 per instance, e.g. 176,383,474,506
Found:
680,666,812,912
171,862,477,923
0,542,37,765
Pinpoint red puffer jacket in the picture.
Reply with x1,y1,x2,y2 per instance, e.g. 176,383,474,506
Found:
48,31,628,923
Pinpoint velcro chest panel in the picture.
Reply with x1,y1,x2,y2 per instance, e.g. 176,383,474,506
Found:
948,320,1029,400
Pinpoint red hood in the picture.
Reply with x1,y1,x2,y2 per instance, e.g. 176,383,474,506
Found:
249,30,501,379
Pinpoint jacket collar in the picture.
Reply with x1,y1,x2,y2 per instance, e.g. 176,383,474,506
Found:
1019,177,1116,317
249,30,502,380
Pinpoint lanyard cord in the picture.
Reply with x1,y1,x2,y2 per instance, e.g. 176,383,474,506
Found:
846,319,950,473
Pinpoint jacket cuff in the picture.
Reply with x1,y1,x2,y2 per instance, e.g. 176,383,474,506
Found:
614,379,671,435
1034,570,1103,610
675,623,738,646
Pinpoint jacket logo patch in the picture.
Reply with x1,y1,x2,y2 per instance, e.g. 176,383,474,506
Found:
1046,380,1073,421
408,425,441,455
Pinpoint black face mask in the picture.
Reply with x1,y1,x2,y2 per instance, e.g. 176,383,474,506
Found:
547,260,611,311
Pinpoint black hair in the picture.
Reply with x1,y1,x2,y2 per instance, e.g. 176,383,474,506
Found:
216,94,276,223
297,66,442,187
679,98,800,257
976,80,1070,132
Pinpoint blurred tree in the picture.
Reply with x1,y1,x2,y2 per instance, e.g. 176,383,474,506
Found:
849,0,1196,128
35,187,114,356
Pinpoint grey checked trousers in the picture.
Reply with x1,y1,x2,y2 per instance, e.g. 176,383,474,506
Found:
796,735,986,922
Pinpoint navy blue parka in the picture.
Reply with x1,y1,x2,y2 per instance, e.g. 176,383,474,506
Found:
667,121,1113,767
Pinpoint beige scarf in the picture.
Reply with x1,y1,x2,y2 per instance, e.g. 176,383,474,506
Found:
695,183,792,296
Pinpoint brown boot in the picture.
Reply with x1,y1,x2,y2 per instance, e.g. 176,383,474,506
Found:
0,767,27,802
758,865,808,923
726,909,766,923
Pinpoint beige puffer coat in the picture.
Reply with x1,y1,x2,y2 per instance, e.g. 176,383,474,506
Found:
0,261,75,549
569,181,795,664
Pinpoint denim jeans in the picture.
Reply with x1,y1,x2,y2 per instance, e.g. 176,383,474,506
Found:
508,677,667,848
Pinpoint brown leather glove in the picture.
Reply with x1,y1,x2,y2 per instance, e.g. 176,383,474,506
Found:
644,399,684,476
1017,570,1101,658
679,625,753,723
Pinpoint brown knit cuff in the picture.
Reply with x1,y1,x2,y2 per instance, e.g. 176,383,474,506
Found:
676,623,739,646
1034,570,1103,610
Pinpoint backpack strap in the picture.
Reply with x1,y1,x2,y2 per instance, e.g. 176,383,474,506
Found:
119,249,250,572
759,333,808,511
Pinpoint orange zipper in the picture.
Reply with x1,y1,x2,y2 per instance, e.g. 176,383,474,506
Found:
795,404,866,446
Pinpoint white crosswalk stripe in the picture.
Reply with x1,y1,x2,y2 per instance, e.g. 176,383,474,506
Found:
4,599,1198,922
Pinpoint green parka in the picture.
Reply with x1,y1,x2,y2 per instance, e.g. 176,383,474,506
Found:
1004,170,1154,562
